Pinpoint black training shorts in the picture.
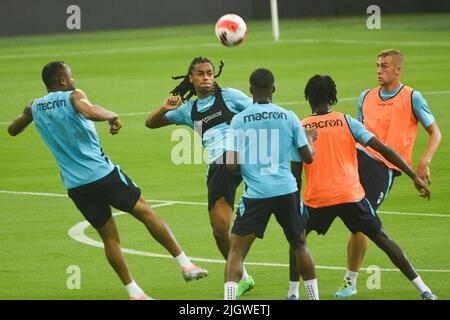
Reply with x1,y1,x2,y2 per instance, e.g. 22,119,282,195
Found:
357,148,400,209
207,154,242,212
305,198,382,238
232,192,306,241
68,166,141,229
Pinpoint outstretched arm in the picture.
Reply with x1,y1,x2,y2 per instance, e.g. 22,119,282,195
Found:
70,89,121,135
8,101,34,136
416,123,441,185
145,96,182,128
367,137,430,200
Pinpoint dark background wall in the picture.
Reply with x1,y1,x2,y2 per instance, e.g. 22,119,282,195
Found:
253,0,450,18
1,0,449,37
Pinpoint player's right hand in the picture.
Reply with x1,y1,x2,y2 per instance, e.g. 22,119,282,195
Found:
413,176,431,201
109,117,122,135
163,96,182,111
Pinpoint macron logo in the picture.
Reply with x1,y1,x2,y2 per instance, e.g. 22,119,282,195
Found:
35,99,67,112
243,111,287,123
303,119,343,130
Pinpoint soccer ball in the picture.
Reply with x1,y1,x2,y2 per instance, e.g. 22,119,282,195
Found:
215,14,247,47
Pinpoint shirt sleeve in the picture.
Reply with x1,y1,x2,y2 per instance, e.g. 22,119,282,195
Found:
345,115,374,146
289,112,308,162
164,102,194,128
290,146,302,163
357,89,370,122
412,91,435,128
222,88,253,112
291,112,308,149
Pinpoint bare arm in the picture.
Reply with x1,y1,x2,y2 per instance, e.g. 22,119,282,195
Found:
226,150,241,175
367,137,430,200
291,161,303,195
416,122,441,185
70,89,122,135
145,96,182,129
8,101,34,136
297,128,317,164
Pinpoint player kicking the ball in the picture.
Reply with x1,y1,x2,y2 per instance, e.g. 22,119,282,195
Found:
8,61,208,300
289,74,437,300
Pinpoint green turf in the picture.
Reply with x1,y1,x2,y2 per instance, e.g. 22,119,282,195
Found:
0,13,449,300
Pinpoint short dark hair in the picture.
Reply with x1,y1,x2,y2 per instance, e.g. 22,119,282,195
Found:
304,74,337,107
249,68,274,89
42,61,66,88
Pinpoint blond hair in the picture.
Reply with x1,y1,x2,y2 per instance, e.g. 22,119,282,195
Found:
377,49,404,65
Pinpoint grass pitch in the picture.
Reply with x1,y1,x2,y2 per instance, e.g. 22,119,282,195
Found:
0,13,449,300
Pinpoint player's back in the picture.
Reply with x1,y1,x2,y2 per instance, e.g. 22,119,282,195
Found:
301,111,365,208
229,103,304,199
31,90,114,189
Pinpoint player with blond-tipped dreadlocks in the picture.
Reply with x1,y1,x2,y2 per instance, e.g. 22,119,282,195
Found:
145,57,255,297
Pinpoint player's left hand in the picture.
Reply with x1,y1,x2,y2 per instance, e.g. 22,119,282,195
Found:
413,176,431,201
109,117,122,135
415,162,431,185
305,128,318,142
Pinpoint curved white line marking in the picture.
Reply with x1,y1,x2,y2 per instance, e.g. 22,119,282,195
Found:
67,208,450,273
1,189,449,272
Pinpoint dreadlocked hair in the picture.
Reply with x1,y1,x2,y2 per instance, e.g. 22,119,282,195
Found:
304,74,338,107
170,57,224,102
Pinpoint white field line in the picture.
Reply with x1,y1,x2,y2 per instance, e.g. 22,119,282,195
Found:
2,189,448,272
1,189,449,218
116,90,450,117
67,210,450,273
0,91,448,125
1,38,450,60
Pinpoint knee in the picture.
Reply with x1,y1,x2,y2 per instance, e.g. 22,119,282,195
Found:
101,232,120,245
370,229,390,246
212,222,230,239
130,197,154,222
97,219,120,244
210,214,232,239
290,233,307,251
351,232,368,242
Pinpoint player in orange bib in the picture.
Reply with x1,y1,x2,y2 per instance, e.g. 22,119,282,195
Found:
336,49,442,298
289,74,437,300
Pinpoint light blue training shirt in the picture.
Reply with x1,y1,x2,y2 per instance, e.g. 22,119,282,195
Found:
165,88,253,164
31,90,114,189
227,103,308,199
